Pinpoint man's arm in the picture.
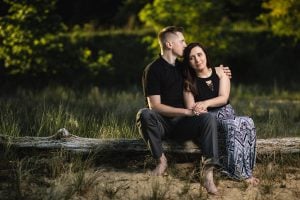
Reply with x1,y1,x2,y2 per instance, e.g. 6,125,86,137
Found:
147,95,193,117
217,64,232,79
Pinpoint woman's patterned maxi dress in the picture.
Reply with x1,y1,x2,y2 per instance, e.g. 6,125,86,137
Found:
195,68,256,179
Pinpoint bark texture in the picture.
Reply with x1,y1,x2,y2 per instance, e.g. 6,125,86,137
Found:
1,128,300,156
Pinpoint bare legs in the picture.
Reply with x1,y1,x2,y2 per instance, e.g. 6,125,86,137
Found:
203,166,218,195
152,154,219,195
151,153,168,176
151,157,259,194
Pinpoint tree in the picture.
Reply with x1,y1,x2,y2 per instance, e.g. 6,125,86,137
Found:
139,0,226,45
0,0,112,82
138,0,264,51
259,0,300,40
0,0,66,74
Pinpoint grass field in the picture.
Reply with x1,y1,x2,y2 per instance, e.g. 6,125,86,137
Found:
0,85,299,139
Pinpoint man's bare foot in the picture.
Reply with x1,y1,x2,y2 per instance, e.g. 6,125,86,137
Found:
245,177,260,186
151,154,168,176
203,167,218,195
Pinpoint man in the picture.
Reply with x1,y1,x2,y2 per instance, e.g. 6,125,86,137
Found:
136,26,231,194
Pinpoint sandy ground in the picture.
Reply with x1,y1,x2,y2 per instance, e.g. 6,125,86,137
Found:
0,154,299,200
86,164,300,200
45,161,300,200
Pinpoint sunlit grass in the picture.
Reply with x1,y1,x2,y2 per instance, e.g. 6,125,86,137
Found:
0,84,299,138
231,84,300,138
0,86,142,138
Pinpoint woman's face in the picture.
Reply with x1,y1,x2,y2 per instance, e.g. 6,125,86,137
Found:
188,46,207,71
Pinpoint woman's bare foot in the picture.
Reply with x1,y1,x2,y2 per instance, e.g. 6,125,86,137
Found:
151,154,168,176
204,180,218,195
245,177,260,186
203,167,218,195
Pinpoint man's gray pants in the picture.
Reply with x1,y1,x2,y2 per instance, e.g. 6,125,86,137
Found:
136,108,220,166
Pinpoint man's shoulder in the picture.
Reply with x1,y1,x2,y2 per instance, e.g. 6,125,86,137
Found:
144,57,163,72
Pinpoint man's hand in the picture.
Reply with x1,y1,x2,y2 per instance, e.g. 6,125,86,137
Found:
219,64,232,79
192,102,208,115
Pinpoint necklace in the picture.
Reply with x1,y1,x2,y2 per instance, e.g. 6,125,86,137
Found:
197,68,212,78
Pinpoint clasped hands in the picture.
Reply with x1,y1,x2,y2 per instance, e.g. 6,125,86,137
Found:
192,101,208,115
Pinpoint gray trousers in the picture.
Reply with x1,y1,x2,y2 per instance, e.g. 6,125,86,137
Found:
136,108,220,166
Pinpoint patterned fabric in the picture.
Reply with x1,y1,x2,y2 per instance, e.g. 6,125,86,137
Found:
209,104,257,179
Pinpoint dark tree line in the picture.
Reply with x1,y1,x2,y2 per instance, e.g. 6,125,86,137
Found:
0,0,299,89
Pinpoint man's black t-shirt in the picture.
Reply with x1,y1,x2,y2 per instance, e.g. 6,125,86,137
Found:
142,55,185,108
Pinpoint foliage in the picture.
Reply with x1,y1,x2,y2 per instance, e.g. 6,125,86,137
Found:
0,0,299,87
138,0,265,46
139,0,225,45
138,0,300,87
114,0,149,29
67,28,153,86
0,0,65,74
0,0,112,79
259,0,300,40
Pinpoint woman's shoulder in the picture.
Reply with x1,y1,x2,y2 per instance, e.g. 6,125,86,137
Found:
214,66,225,78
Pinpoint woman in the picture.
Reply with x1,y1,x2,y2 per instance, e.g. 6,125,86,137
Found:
182,42,259,185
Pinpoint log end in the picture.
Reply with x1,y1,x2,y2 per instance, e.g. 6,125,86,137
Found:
51,128,72,140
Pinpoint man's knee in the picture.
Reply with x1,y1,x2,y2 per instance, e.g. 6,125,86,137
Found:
136,108,152,122
198,113,217,126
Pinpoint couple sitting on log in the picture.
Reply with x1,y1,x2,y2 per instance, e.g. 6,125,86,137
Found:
136,26,259,195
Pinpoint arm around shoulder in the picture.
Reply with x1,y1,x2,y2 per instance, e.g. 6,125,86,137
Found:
216,64,232,79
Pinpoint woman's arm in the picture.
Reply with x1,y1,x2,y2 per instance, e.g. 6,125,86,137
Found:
183,90,196,109
183,90,207,115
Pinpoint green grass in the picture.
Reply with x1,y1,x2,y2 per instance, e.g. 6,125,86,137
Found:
0,85,299,138
0,86,142,138
231,84,300,138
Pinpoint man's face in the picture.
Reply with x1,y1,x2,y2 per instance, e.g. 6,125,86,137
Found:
170,32,187,57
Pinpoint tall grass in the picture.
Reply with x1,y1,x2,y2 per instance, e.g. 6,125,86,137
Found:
0,86,142,138
231,84,300,138
0,85,299,138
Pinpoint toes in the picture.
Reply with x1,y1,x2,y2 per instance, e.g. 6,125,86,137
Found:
246,177,260,186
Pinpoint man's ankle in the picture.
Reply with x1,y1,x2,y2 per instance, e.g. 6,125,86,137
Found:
158,154,167,164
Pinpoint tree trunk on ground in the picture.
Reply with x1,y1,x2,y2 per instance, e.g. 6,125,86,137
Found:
1,128,300,156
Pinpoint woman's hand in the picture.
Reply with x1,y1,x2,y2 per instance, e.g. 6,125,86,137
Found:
192,102,208,115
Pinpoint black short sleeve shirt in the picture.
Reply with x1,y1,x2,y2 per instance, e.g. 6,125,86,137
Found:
142,55,185,108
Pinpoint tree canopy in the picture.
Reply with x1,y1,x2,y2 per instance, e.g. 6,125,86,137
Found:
260,0,300,40
0,0,299,87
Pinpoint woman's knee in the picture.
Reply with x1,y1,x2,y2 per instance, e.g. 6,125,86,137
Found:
247,117,255,126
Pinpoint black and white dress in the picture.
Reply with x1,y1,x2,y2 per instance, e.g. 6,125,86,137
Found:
195,68,256,179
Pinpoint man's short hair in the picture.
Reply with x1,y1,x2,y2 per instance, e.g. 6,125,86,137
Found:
158,26,184,49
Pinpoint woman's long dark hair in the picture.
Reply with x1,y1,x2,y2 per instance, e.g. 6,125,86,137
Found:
183,42,212,97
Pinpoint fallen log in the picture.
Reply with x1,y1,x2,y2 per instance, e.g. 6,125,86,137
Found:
1,128,300,156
